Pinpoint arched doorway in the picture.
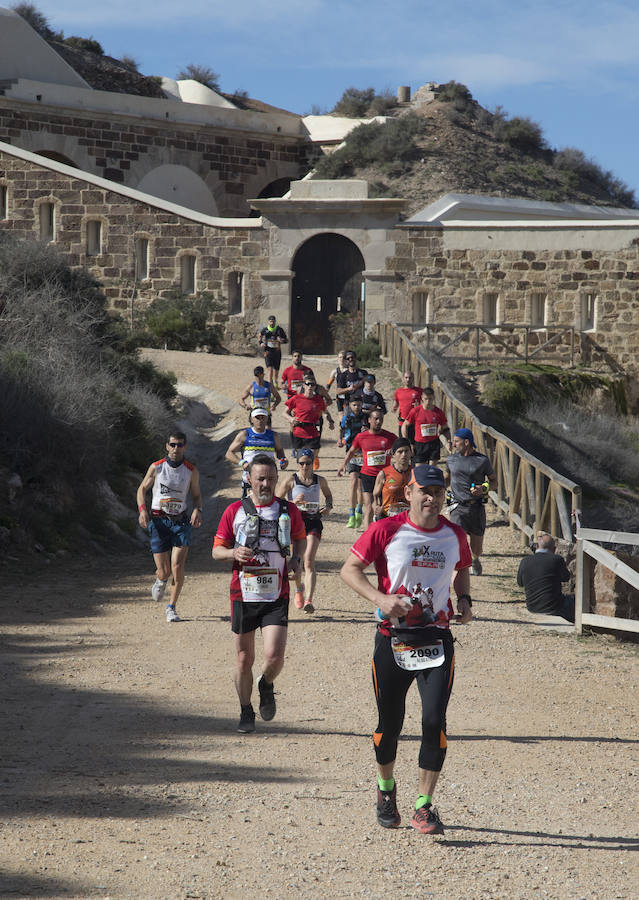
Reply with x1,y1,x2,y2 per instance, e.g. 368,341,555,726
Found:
291,233,365,353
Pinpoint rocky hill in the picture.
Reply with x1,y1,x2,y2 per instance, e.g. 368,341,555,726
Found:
312,88,636,214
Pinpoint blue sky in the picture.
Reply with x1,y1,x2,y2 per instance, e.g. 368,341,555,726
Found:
37,0,639,204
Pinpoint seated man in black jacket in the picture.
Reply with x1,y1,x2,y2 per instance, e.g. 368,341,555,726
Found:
517,533,574,622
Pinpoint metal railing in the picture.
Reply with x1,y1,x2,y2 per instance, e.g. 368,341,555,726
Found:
377,322,581,546
417,322,577,366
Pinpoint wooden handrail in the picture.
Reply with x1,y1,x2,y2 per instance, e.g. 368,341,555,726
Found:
377,322,582,545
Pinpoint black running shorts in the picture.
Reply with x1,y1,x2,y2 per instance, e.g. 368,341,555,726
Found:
231,597,289,634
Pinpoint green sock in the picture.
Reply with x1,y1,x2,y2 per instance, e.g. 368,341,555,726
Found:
378,776,395,792
415,794,432,810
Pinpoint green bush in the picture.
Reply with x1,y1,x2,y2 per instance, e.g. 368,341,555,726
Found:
176,63,220,91
482,372,528,416
354,336,381,369
500,116,547,153
0,233,175,547
313,113,423,179
437,81,473,103
553,147,636,207
132,291,224,352
64,35,104,55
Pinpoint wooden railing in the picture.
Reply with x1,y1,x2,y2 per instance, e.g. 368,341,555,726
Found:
377,322,582,545
575,525,639,636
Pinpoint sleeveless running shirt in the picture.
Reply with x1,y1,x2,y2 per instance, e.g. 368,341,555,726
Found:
288,472,321,515
151,458,194,516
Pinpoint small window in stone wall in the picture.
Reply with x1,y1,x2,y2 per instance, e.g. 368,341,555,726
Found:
411,291,429,326
482,293,499,326
181,255,196,295
0,185,7,220
228,271,243,315
531,293,547,328
581,293,596,331
87,220,102,256
39,202,55,242
135,238,149,280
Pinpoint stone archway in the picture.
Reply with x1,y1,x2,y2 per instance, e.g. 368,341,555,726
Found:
291,233,365,353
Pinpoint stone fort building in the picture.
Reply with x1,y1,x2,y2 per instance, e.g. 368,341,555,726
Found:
2,7,639,399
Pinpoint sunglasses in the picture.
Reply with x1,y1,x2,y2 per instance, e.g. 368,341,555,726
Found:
304,382,316,387
168,441,185,448
298,460,313,465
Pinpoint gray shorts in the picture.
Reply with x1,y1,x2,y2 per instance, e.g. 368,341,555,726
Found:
447,501,486,536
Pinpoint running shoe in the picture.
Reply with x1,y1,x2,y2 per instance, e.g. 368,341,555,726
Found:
354,511,363,527
294,587,305,609
165,605,180,623
376,784,401,829
313,458,320,471
471,558,483,576
237,705,255,733
411,804,444,834
303,599,315,614
152,578,168,602
258,675,276,721
346,515,356,528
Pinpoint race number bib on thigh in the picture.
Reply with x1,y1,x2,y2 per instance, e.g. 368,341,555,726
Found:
240,566,280,602
391,638,445,671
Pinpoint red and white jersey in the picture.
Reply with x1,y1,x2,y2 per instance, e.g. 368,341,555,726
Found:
213,499,305,604
350,511,471,631
351,429,397,476
150,458,195,516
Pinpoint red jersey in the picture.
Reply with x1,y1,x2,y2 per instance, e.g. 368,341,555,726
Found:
350,511,471,633
213,498,306,605
285,393,326,439
351,429,397,476
394,386,422,420
281,365,312,397
406,405,447,444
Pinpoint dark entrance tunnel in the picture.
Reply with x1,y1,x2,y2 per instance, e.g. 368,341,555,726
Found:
291,233,365,353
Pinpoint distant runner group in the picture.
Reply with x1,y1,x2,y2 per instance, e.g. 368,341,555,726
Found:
135,314,507,835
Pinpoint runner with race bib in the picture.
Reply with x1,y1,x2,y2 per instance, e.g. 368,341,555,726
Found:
340,464,472,835
338,408,396,530
213,454,306,734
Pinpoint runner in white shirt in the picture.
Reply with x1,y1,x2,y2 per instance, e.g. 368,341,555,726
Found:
340,464,472,835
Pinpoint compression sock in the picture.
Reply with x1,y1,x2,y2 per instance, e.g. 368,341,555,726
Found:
378,776,395,792
356,504,363,514
349,507,355,516
415,794,433,810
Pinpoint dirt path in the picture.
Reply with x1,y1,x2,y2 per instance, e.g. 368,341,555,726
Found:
1,350,638,900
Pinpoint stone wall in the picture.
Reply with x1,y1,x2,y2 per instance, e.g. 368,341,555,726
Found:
0,146,270,344
397,227,639,382
0,98,306,216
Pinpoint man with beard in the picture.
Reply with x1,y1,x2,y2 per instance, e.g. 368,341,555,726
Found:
213,456,306,733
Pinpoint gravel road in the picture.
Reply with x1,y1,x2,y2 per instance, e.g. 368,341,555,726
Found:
1,349,637,900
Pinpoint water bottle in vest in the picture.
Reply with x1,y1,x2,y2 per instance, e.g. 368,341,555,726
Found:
238,514,260,547
277,511,291,556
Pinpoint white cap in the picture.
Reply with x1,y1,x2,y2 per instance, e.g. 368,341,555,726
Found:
250,407,269,418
